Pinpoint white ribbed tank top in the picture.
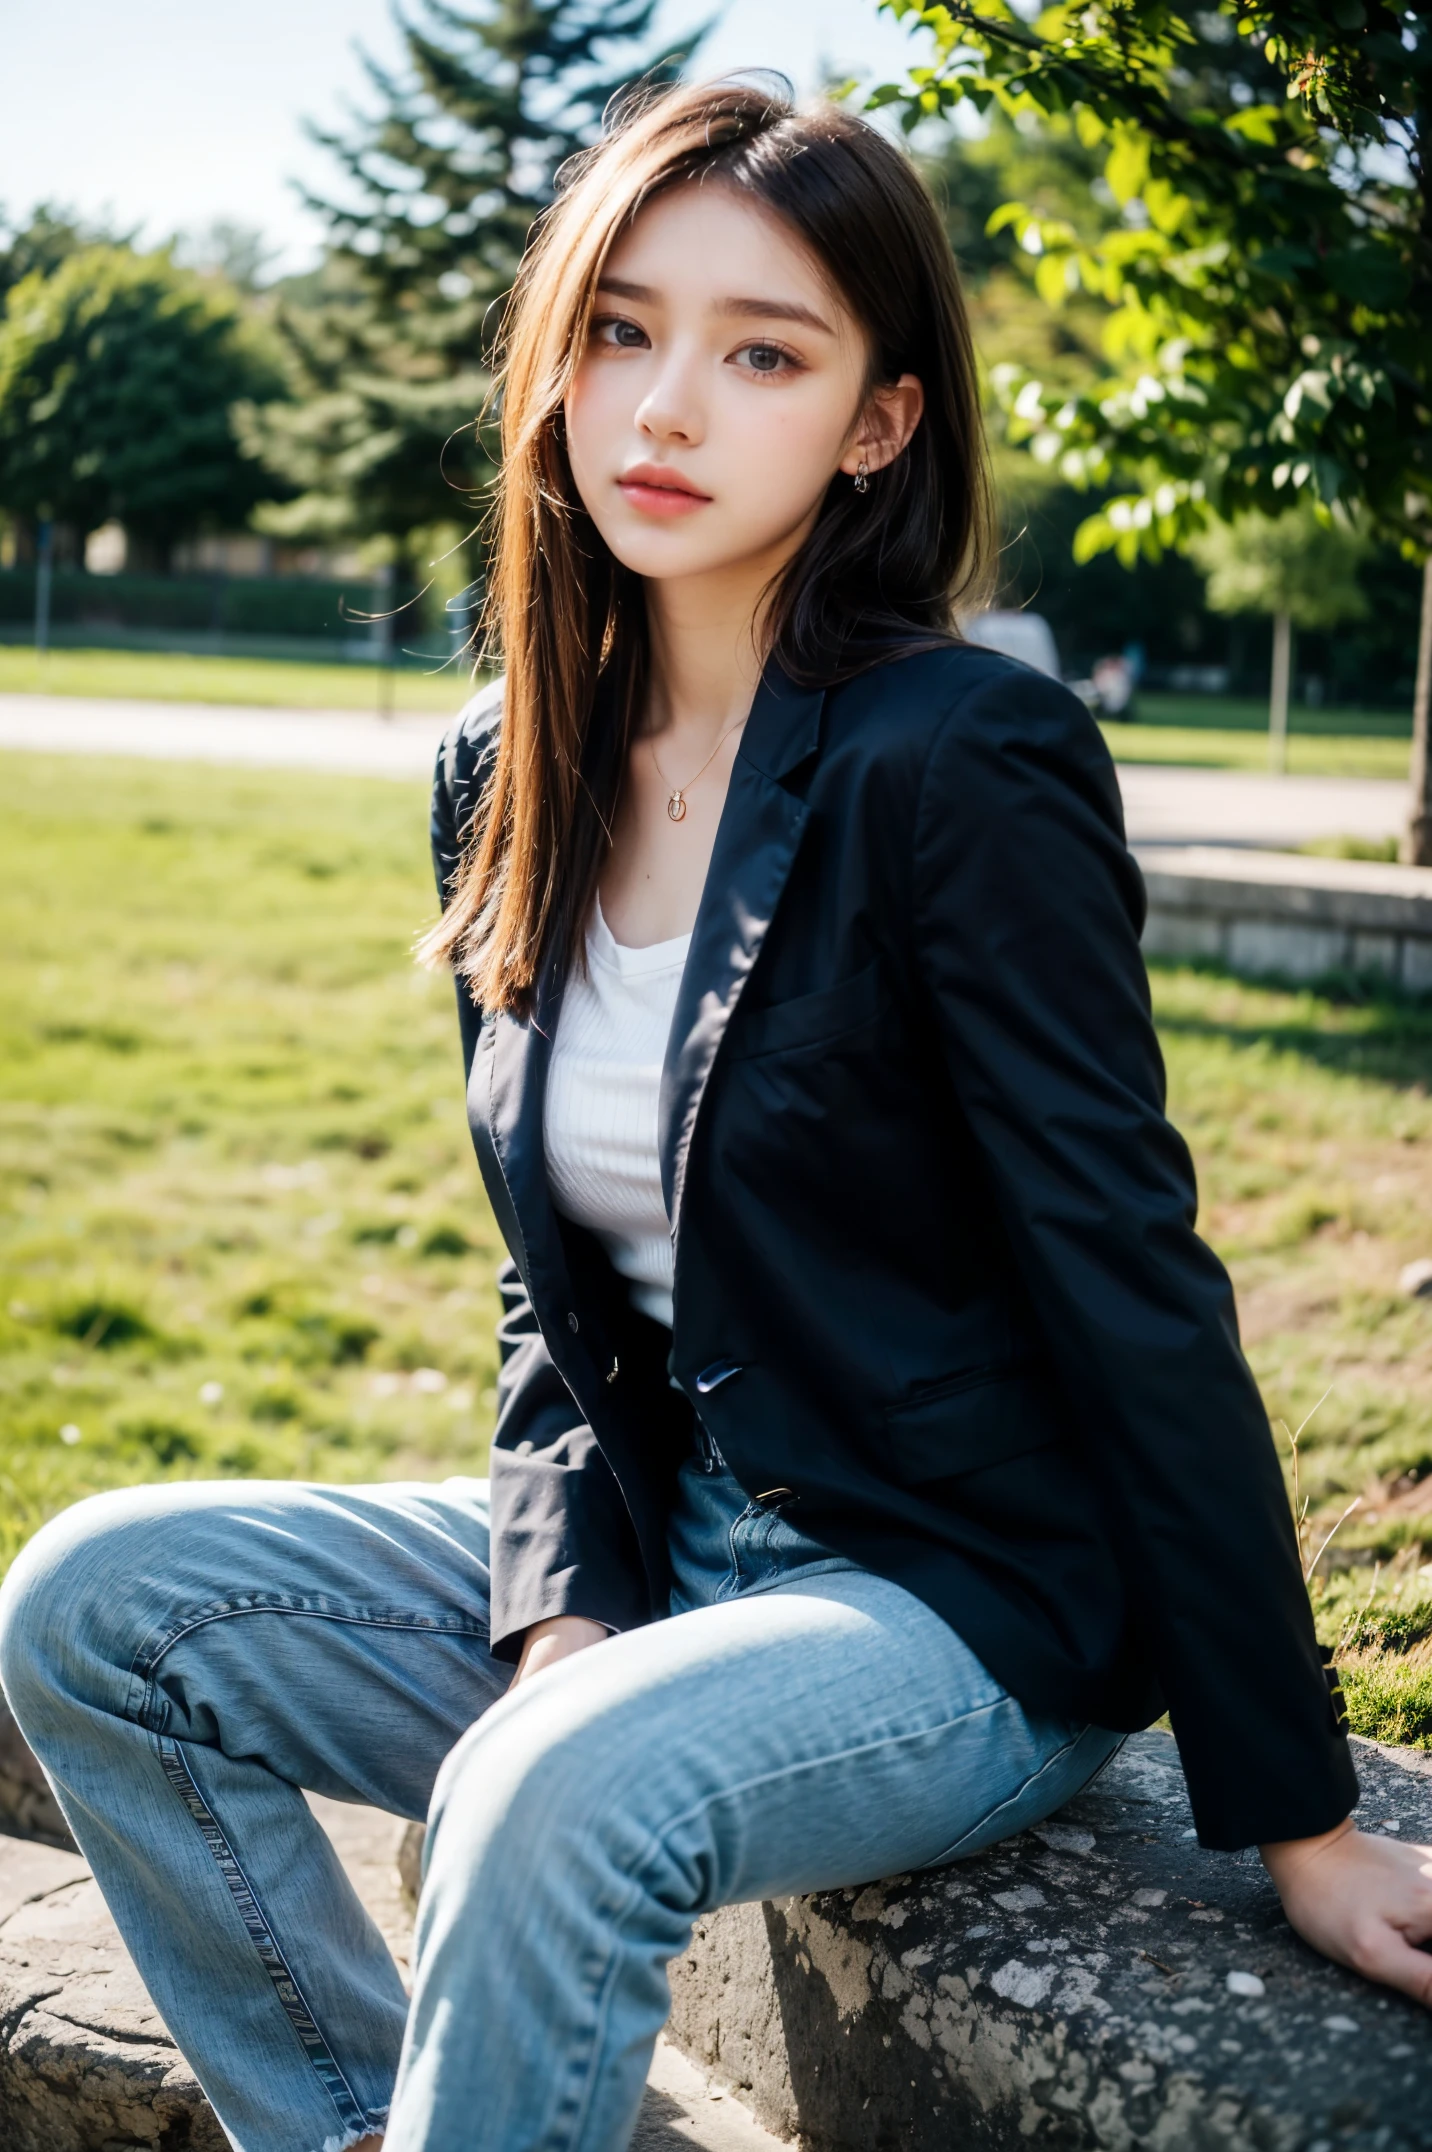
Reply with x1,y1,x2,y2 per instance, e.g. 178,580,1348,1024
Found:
544,898,690,1329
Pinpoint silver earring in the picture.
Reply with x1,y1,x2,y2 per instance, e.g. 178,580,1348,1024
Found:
853,459,870,494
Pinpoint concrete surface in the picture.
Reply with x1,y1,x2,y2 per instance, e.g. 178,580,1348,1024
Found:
0,690,1411,853
1142,844,1432,990
665,1729,1432,2152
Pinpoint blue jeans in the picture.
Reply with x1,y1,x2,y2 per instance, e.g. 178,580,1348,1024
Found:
0,1459,1120,2152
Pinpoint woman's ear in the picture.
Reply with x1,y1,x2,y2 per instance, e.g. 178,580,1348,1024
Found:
839,374,925,479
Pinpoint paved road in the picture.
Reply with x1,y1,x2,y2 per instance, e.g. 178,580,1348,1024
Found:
0,692,1409,853
0,690,447,781
1115,762,1407,852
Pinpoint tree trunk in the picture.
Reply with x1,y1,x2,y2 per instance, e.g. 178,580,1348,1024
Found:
34,517,54,657
1402,555,1432,866
1269,608,1292,775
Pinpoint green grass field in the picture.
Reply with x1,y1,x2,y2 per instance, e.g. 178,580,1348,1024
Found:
1100,723,1411,779
1138,690,1411,738
0,752,503,1576
3,751,1430,1742
0,644,475,716
1102,688,1412,779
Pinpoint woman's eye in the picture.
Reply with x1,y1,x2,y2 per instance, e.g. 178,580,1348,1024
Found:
592,316,647,350
734,342,797,377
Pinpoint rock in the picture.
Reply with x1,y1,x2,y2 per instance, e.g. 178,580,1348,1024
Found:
0,1833,228,2151
0,1698,74,1849
1399,1257,1432,1298
664,1729,1432,2152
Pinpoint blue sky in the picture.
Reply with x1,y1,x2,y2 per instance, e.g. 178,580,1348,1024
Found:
3,1,929,273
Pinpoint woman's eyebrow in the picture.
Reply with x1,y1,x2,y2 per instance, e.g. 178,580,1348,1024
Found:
715,294,836,335
596,276,835,336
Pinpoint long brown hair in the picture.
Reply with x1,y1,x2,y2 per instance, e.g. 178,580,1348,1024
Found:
421,75,994,1015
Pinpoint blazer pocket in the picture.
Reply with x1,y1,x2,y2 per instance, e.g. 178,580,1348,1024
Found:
728,960,887,1061
883,1364,1061,1485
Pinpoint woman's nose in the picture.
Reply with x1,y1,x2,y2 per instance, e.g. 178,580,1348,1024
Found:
633,343,706,446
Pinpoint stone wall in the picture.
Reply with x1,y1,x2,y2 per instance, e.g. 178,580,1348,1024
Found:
667,1731,1432,2152
1140,846,1432,992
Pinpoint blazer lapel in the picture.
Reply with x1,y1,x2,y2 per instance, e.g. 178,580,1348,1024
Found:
478,947,572,1306
659,658,826,1236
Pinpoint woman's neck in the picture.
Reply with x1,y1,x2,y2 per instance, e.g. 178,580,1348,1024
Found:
640,562,773,746
597,569,773,951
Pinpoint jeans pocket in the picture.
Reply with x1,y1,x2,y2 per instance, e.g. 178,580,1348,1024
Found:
727,1500,829,1594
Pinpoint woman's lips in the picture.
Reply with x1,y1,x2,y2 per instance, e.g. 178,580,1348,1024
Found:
617,473,711,518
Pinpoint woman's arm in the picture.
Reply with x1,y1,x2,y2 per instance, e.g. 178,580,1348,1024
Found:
911,659,1357,1855
511,1615,610,1687
907,663,1432,1989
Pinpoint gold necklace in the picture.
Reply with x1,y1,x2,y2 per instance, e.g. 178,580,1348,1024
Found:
646,714,748,823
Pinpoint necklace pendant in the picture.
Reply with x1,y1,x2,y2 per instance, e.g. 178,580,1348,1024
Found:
667,790,687,823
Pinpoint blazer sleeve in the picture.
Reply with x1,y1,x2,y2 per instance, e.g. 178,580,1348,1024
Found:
430,691,650,1661
486,1260,652,1659
912,662,1357,1852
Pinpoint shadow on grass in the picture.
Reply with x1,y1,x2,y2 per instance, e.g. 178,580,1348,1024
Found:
1147,955,1432,1091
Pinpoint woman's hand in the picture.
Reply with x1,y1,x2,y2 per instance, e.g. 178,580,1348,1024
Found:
512,1615,609,1688
1262,1819,1432,2003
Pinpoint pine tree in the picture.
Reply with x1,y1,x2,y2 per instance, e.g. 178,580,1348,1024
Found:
241,0,702,573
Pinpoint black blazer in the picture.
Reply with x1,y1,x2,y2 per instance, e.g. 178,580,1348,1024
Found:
432,644,1355,1852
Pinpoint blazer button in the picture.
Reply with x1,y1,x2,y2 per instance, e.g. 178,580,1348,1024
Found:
567,1310,580,1334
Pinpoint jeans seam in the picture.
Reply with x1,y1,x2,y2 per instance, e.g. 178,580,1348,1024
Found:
922,1719,1113,1868
646,1687,1015,1907
535,1865,652,2152
155,1734,370,2141
124,1600,489,1727
720,1508,757,1600
719,1554,867,1606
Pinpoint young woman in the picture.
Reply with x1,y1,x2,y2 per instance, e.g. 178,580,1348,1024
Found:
3,75,1430,2152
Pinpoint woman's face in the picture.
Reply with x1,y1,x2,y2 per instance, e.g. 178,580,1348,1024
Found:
563,181,922,591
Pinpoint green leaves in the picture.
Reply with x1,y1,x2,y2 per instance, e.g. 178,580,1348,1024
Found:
1322,244,1412,313
0,245,281,561
1189,499,1370,629
1105,126,1150,206
868,0,1432,560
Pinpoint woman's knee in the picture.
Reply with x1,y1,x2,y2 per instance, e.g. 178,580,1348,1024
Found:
424,1676,705,1914
0,1483,192,1729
